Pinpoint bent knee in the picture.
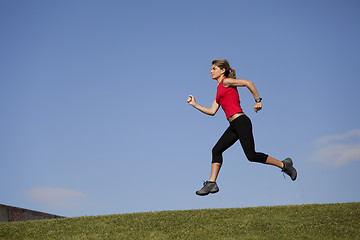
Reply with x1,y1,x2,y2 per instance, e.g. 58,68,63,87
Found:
247,155,258,163
246,153,268,164
212,146,222,156
212,147,223,164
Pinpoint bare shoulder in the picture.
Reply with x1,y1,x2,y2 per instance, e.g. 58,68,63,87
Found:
223,78,248,87
222,78,236,87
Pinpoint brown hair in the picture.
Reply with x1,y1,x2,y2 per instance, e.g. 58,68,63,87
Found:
212,59,236,79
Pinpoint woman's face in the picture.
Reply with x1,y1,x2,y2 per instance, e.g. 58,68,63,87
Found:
210,65,225,80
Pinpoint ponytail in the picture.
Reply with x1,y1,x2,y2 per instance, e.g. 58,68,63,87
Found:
228,67,236,79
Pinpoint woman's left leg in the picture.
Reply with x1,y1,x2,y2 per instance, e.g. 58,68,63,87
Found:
210,126,239,181
196,126,238,196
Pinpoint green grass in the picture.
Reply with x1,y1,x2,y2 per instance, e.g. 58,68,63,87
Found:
1,202,359,240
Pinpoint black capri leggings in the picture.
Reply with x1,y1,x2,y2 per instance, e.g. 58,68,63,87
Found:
212,114,268,164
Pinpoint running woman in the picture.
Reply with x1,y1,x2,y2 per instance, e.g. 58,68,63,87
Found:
187,59,297,196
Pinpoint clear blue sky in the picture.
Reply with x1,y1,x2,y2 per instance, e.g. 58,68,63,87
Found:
1,0,359,217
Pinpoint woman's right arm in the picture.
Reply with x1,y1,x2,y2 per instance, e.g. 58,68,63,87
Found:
187,95,220,116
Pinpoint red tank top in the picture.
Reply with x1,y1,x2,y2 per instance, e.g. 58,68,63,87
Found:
216,78,243,119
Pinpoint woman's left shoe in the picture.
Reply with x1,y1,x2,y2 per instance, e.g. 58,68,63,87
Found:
196,181,219,196
281,158,297,181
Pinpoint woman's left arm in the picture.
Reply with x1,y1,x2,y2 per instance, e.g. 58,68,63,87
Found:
223,78,262,112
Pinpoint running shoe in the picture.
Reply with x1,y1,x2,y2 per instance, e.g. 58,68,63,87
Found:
281,158,297,181
196,181,219,196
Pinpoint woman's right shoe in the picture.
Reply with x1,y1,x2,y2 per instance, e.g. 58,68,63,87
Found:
281,158,297,181
196,181,219,196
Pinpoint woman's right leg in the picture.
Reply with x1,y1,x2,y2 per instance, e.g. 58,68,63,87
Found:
232,115,297,180
265,156,284,168
231,115,268,164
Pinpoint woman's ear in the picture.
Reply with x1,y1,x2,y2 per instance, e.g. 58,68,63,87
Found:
221,68,226,74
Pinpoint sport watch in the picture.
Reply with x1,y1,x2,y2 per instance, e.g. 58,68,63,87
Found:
255,98,262,103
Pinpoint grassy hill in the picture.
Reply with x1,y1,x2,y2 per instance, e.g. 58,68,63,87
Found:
0,202,359,239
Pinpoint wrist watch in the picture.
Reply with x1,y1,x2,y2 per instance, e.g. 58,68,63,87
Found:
255,98,262,103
